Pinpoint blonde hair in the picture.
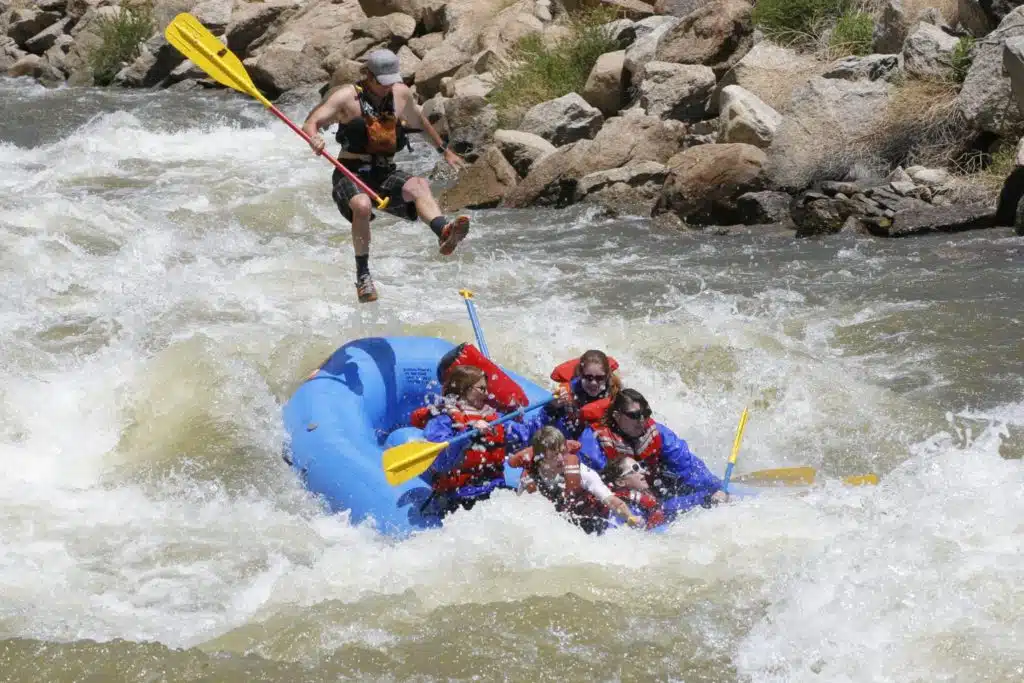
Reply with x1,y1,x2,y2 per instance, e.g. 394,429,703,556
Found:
530,425,566,457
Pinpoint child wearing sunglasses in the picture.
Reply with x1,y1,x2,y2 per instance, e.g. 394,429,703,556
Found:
508,426,644,533
577,388,728,520
602,457,668,530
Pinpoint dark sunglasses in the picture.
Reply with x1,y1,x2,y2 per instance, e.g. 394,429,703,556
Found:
626,462,645,474
581,373,607,383
618,409,646,420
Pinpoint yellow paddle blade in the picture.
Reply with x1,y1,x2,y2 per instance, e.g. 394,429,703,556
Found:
728,407,749,466
842,473,880,486
164,13,270,107
733,466,817,486
734,467,880,487
381,439,447,486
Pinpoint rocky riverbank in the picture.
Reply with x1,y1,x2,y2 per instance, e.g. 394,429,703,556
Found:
5,0,1024,236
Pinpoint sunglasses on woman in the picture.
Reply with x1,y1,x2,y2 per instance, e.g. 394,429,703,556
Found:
581,373,607,383
626,462,645,474
618,409,646,420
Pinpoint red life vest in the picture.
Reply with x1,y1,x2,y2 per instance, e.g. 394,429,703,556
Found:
549,356,620,424
611,486,667,529
591,420,664,478
430,403,507,493
409,342,530,428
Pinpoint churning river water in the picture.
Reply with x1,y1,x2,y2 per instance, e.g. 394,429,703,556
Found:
1,78,1022,682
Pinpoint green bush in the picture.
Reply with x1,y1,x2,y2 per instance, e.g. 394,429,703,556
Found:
751,0,847,43
90,2,155,86
486,7,620,127
829,11,874,57
950,36,975,84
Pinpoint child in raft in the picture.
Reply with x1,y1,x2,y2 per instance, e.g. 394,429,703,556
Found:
508,426,644,534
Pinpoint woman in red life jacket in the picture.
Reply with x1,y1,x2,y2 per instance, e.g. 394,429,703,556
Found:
422,365,547,518
602,457,667,530
548,349,623,439
508,426,643,534
578,389,728,521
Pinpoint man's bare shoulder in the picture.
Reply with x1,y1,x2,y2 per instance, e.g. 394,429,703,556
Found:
390,83,417,106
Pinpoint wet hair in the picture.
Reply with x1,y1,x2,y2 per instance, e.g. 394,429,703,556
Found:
602,458,634,483
443,365,486,399
603,388,652,427
530,425,566,458
574,349,621,397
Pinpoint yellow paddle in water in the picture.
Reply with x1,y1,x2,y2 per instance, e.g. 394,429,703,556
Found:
164,12,390,209
733,466,879,487
382,396,555,486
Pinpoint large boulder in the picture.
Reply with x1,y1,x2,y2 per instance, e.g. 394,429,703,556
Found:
6,8,62,48
902,22,958,80
958,0,1023,37
583,50,627,116
822,54,902,83
575,161,669,216
245,48,328,99
440,145,519,211
653,0,712,15
225,0,302,58
444,94,499,160
623,15,680,85
766,76,893,191
653,0,754,79
636,61,716,120
501,110,689,207
652,143,767,225
493,129,556,177
1005,36,1024,119
873,0,908,54
519,93,605,146
351,12,417,50
718,84,781,148
414,42,471,99
356,0,445,32
957,7,1024,137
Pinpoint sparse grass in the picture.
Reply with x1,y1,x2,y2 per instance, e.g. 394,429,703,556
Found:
829,11,874,57
752,0,847,47
90,1,155,86
950,36,975,84
486,6,620,127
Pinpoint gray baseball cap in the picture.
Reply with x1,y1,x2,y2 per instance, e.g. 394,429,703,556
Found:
365,49,402,86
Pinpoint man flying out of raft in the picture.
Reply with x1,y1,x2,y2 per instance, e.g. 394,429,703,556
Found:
302,48,470,303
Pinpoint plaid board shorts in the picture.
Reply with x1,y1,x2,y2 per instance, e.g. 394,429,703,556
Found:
331,163,418,223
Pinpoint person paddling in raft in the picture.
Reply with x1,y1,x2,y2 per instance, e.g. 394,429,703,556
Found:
509,426,644,534
547,349,623,439
578,389,728,520
301,48,469,303
421,365,552,519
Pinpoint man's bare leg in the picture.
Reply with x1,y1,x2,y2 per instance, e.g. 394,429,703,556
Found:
401,176,469,256
349,194,377,303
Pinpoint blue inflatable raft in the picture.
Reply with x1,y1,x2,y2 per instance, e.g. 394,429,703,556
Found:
282,336,552,536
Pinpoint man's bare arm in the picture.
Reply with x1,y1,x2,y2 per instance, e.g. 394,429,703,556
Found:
302,86,352,152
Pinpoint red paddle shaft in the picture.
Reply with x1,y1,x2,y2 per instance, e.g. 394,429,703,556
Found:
266,103,389,208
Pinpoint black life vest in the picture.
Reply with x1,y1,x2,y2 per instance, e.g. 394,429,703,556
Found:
335,83,410,160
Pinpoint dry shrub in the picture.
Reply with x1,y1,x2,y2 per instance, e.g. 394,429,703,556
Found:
854,0,959,24
902,0,959,25
858,79,969,168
